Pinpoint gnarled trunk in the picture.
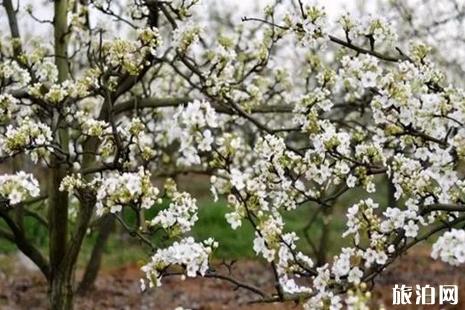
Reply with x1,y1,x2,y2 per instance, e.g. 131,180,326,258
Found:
49,269,74,310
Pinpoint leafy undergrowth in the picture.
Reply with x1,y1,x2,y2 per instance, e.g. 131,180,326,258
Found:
1,247,465,309
0,199,349,273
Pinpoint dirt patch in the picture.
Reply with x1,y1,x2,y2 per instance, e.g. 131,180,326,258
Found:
0,260,300,310
1,249,465,309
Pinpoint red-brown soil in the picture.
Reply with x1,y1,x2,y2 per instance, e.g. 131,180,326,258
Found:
1,248,465,309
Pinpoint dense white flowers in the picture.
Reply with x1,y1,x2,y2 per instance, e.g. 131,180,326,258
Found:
59,174,86,193
102,39,141,75
276,233,314,295
0,172,40,205
159,100,219,166
287,5,328,47
0,118,53,162
34,60,59,83
173,22,202,54
95,169,160,216
343,199,379,245
149,181,199,235
140,237,217,289
137,27,162,55
76,111,111,138
431,229,465,266
0,60,31,88
339,55,382,96
358,16,397,46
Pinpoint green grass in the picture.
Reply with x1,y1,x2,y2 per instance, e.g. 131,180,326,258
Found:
0,195,364,267
0,173,445,285
194,200,349,260
88,200,349,267
193,201,255,258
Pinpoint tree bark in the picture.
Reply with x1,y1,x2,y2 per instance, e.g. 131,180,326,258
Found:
49,269,74,310
49,190,95,310
77,215,115,295
387,175,397,208
49,0,72,308
316,207,331,266
0,210,50,280
3,0,22,56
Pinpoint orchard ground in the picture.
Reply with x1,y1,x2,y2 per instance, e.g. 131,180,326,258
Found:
0,176,456,309
0,246,464,309
0,172,459,305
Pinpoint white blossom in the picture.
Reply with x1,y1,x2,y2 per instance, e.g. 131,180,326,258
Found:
0,172,40,205
141,237,217,288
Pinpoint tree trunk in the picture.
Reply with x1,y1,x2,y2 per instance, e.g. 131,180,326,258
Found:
387,175,397,208
49,192,94,310
77,215,115,295
49,0,72,308
47,163,70,305
317,207,331,266
49,269,74,310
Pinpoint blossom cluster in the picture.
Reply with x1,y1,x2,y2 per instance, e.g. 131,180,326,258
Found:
76,111,111,138
156,100,219,166
28,68,100,104
173,22,202,54
0,172,40,205
0,60,31,88
149,180,199,236
140,237,217,289
0,118,53,162
101,26,161,75
95,168,161,215
284,5,328,47
431,229,465,266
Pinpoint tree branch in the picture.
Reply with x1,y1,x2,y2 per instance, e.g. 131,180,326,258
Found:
0,210,50,280
3,0,22,56
113,97,190,114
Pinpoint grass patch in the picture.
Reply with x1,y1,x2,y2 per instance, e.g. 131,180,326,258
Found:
193,201,255,258
0,195,370,267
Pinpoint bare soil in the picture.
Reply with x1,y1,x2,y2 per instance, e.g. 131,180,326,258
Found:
1,248,465,309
